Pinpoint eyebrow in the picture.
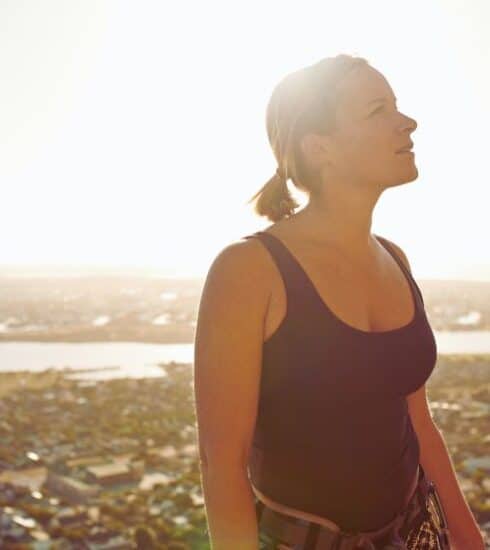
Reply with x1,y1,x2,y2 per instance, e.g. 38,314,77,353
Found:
367,96,397,106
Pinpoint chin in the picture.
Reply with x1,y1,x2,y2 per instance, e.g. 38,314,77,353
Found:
406,165,419,182
402,167,418,182
391,153,418,178
385,168,419,189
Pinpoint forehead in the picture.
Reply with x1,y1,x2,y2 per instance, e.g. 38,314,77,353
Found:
335,65,395,117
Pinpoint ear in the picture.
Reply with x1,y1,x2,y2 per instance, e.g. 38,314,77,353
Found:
299,133,330,168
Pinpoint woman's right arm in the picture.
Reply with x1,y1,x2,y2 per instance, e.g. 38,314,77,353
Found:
193,239,271,550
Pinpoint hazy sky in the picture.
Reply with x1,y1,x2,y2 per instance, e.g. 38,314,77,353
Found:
1,0,489,281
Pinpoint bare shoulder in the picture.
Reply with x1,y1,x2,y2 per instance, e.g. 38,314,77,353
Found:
205,235,275,291
198,236,275,320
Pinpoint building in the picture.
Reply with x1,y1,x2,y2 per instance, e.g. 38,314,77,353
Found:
85,463,139,486
43,471,100,504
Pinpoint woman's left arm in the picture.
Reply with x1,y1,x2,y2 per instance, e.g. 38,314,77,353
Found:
384,239,485,549
407,384,485,550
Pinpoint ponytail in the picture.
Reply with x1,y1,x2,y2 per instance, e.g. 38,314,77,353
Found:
247,167,300,222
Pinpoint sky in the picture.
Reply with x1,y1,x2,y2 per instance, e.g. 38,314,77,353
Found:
1,0,489,281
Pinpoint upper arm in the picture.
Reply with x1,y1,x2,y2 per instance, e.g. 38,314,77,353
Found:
193,240,271,471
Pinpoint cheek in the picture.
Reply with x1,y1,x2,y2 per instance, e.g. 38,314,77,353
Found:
353,138,383,162
348,125,380,152
362,133,393,163
336,126,389,167
339,130,367,159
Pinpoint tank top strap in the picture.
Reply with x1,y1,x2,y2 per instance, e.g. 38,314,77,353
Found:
242,231,310,305
375,235,425,307
243,231,425,312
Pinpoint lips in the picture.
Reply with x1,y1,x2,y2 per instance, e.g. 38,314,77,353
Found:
396,142,414,153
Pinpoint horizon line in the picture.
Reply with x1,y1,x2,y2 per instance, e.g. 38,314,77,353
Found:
0,264,488,284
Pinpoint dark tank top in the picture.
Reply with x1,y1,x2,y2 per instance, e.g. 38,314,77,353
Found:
242,230,437,532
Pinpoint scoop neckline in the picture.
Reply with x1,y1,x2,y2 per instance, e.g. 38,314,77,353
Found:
255,230,421,336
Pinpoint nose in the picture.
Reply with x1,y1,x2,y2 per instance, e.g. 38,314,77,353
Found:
399,112,417,133
408,116,417,132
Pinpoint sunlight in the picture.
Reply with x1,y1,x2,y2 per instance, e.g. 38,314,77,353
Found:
0,0,488,281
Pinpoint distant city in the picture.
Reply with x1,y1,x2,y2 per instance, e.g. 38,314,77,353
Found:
0,274,489,548
0,275,489,344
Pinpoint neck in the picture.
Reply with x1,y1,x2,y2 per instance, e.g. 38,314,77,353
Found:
287,182,383,259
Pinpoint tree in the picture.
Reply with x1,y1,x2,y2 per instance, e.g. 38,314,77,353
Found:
134,525,157,549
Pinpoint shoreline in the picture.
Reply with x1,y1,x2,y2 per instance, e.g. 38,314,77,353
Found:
0,328,195,344
0,326,488,345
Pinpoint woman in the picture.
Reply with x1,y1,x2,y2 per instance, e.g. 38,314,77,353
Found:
193,54,485,549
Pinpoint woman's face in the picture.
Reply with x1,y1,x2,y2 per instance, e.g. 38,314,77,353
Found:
325,64,418,190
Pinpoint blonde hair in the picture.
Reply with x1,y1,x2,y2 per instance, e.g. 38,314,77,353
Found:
247,53,369,222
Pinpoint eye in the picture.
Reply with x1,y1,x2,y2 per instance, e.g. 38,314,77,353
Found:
371,102,399,116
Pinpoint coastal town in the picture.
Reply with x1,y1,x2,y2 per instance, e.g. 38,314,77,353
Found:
0,354,489,548
0,361,206,549
0,275,488,344
0,275,489,548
